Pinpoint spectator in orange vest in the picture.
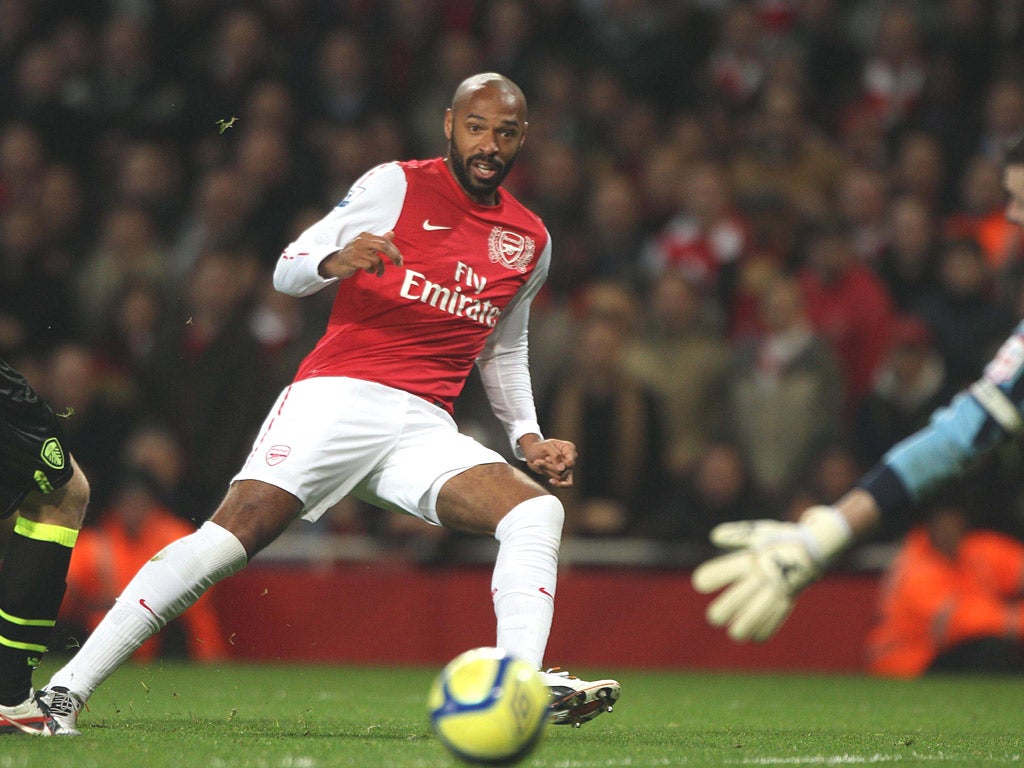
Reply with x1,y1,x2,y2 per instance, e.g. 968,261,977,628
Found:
866,501,1024,677
62,470,229,662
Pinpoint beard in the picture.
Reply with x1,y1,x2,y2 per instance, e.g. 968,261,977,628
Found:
447,134,517,201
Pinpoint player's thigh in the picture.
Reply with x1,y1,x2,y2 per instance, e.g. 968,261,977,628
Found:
435,462,547,535
355,402,524,530
1,363,79,522
233,377,406,525
16,455,90,529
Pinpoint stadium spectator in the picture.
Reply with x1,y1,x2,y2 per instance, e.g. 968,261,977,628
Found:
641,159,750,314
192,7,282,128
408,30,482,156
247,269,331,391
944,154,1023,274
232,124,312,264
876,194,941,312
0,122,47,210
35,163,92,270
797,217,896,413
7,39,96,166
114,140,186,241
718,274,844,507
581,171,646,284
75,204,168,330
890,131,949,213
0,201,78,356
703,3,769,112
119,423,200,525
913,236,1015,390
788,0,861,129
169,166,257,280
837,165,890,265
645,440,763,545
853,314,950,470
539,281,667,537
728,80,846,221
784,442,864,525
625,272,731,477
477,0,537,89
978,77,1024,162
866,500,1024,676
135,248,275,513
35,343,136,511
91,13,186,142
852,2,928,130
309,27,382,128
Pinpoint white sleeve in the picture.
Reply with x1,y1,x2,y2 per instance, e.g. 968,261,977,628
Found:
273,162,407,297
476,233,551,459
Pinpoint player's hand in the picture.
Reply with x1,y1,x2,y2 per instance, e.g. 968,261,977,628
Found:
320,231,404,279
691,506,853,642
521,437,577,488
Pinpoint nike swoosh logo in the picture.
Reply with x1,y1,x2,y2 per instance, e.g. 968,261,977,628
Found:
422,219,452,231
139,598,157,617
539,586,554,598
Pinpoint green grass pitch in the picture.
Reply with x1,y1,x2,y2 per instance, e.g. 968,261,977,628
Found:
6,660,1021,767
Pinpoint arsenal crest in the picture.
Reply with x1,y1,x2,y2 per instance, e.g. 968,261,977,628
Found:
488,227,535,272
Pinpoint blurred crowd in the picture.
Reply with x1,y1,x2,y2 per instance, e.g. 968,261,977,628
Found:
6,0,1024,561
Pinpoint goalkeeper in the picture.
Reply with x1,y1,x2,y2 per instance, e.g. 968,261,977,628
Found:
693,132,1024,643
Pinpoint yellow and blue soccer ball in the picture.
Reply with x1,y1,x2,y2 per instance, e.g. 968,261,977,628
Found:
428,647,550,765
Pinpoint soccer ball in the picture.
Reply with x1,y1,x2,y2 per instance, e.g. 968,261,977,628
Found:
428,647,550,765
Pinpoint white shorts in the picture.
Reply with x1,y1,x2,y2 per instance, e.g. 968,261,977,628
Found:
233,377,507,524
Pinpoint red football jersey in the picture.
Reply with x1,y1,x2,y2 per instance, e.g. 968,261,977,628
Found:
275,157,551,416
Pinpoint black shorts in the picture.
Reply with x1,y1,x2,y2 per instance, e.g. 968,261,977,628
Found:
0,358,75,519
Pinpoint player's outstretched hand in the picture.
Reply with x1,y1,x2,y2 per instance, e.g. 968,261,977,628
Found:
691,506,853,642
320,231,404,279
522,438,577,488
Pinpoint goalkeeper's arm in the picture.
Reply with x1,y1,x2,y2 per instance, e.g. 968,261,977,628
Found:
693,324,1024,642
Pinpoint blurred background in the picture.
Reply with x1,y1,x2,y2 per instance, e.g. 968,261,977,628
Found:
4,0,1024,673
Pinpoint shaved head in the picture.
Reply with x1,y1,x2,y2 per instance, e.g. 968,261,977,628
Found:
451,73,527,118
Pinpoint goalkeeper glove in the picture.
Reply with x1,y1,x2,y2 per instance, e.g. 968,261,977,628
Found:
690,506,853,642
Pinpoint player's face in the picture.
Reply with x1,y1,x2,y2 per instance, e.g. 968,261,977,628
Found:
1004,165,1024,227
445,88,527,205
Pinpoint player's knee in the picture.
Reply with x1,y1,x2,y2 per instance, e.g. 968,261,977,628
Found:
495,495,564,543
209,479,302,557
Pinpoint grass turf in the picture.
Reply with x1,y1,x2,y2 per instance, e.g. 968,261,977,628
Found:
4,661,1021,767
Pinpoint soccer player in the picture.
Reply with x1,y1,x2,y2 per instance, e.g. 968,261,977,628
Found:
40,73,619,732
692,132,1024,644
0,358,89,734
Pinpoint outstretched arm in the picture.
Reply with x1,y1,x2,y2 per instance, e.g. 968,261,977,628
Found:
694,322,1024,642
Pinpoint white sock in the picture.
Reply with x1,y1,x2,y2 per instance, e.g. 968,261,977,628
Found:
48,521,247,700
491,496,563,669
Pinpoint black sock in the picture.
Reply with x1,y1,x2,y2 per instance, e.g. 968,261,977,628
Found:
0,519,76,706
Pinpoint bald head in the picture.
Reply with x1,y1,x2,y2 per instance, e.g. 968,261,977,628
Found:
451,73,527,119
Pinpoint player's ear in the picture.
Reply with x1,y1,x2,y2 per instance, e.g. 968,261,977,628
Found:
444,108,454,141
519,121,528,150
